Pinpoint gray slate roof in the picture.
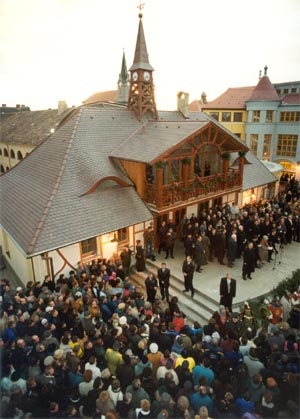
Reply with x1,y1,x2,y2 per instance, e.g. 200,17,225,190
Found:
241,151,277,190
0,109,71,145
0,104,152,257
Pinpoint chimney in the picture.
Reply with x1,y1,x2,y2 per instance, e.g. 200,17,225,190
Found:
2,104,6,107
177,91,189,118
57,100,68,114
16,104,21,109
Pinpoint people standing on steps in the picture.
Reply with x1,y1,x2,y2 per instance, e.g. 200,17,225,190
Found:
242,241,256,280
165,228,175,259
158,220,168,255
157,262,170,302
219,273,236,313
145,272,158,304
143,225,155,259
182,255,195,298
135,240,145,272
194,236,205,273
227,233,237,268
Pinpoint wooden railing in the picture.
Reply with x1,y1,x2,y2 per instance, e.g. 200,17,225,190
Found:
145,170,241,209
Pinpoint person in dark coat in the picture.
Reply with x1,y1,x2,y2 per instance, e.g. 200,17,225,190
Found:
158,221,168,254
120,246,131,277
135,240,145,272
145,273,158,304
215,229,226,265
219,273,236,313
227,233,237,267
194,236,205,272
165,228,175,259
182,256,195,298
242,241,256,280
157,262,170,302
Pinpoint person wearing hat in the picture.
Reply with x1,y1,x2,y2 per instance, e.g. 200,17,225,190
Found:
219,272,236,313
147,342,162,380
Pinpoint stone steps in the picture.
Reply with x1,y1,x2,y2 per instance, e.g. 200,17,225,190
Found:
130,260,220,326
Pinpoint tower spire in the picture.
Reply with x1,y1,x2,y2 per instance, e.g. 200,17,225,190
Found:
117,50,130,104
128,10,158,120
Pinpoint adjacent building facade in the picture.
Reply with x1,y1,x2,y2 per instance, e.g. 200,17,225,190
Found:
197,67,300,177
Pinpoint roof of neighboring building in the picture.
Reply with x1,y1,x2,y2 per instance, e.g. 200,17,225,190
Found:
0,109,71,145
232,151,277,190
247,74,280,102
280,93,300,105
197,86,255,110
1,105,30,114
83,90,118,105
0,103,152,257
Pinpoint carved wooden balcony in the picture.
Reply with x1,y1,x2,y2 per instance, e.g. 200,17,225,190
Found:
145,170,241,209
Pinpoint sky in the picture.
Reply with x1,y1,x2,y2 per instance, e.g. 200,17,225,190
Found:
1,0,300,111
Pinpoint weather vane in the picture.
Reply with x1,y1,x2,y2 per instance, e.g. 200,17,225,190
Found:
137,0,145,16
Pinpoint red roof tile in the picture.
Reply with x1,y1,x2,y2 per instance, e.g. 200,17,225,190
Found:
200,86,255,110
247,76,279,101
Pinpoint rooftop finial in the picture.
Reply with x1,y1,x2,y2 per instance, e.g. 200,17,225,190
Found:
264,65,268,76
259,69,262,80
137,0,145,18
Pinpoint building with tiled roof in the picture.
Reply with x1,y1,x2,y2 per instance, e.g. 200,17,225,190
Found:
0,13,277,284
198,67,300,175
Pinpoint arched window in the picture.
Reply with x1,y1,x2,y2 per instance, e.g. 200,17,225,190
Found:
10,149,15,159
6,166,9,172
0,165,4,173
17,150,23,160
4,148,8,157
0,149,2,156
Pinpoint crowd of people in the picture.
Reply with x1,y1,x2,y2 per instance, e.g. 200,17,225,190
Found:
1,190,300,418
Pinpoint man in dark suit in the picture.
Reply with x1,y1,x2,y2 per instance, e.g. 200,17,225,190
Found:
182,255,195,298
219,273,236,312
157,262,171,302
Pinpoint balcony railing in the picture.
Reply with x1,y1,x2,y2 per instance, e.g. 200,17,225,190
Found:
145,170,241,208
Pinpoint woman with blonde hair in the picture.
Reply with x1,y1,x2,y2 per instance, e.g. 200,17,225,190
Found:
135,398,151,418
96,390,115,415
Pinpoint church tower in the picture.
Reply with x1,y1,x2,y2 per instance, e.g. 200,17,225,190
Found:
117,50,130,104
128,12,158,120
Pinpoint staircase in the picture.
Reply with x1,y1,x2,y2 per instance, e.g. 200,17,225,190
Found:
130,260,219,326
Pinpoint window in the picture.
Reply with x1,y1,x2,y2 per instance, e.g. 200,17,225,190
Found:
209,112,219,121
280,112,300,122
10,149,15,159
4,148,8,157
80,238,97,258
221,112,231,122
263,134,272,159
194,145,220,178
117,227,128,243
0,149,2,156
17,151,23,160
233,112,243,122
266,110,273,123
0,165,4,173
252,111,260,122
250,134,258,155
277,135,298,157
283,88,288,94
291,88,297,93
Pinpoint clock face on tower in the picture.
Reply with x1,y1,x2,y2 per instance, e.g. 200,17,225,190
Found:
132,72,138,81
143,71,150,81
